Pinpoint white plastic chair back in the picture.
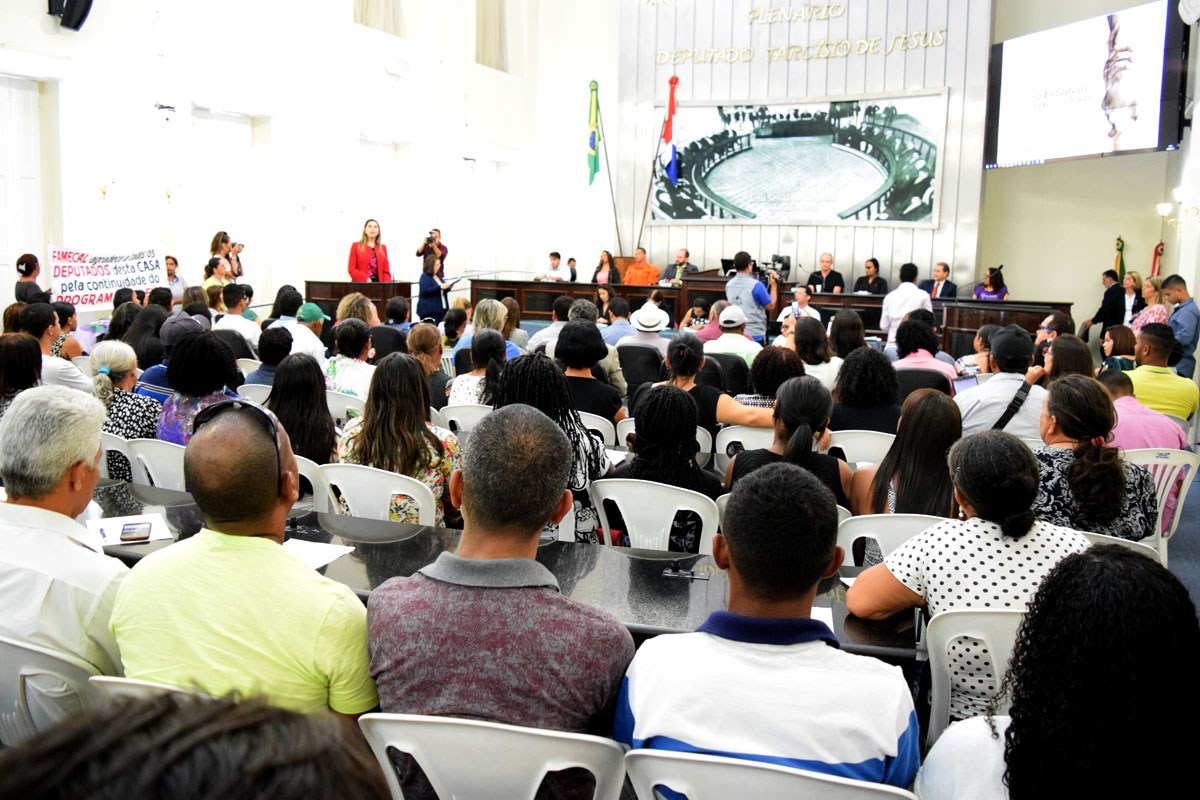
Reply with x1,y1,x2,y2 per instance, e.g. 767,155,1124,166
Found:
72,355,92,375
1019,437,1044,451
0,635,102,745
318,463,435,524
1121,448,1200,564
836,513,942,562
828,430,896,466
714,425,775,471
100,431,147,484
236,357,263,375
837,505,852,524
439,353,456,377
295,455,330,513
1080,531,1163,563
440,403,493,437
616,417,635,447
926,609,1024,748
428,406,443,427
359,713,626,800
1164,413,1191,437
578,411,617,446
624,749,917,800
88,675,204,701
126,438,187,491
716,493,730,529
549,503,578,543
326,390,366,427
617,418,712,467
238,383,272,404
589,479,719,554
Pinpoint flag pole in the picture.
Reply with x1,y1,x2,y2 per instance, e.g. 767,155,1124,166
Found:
596,102,624,258
636,114,667,252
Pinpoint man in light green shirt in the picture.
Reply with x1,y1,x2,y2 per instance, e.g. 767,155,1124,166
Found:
703,304,763,369
111,402,378,717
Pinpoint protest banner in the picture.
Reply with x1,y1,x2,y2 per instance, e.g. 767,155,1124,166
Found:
48,246,169,312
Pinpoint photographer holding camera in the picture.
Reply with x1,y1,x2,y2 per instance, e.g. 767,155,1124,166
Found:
416,228,448,278
724,250,778,343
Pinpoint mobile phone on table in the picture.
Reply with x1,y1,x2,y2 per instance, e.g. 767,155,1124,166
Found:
120,522,152,542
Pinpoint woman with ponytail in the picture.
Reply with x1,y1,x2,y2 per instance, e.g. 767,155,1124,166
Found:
90,340,162,481
1031,374,1156,541
447,328,505,405
723,376,852,507
847,431,1090,719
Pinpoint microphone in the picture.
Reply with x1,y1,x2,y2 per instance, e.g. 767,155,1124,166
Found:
959,264,1005,293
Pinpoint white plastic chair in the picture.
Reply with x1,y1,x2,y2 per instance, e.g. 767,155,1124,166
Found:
714,425,775,472
72,355,92,375
440,403,493,437
236,357,263,375
578,411,617,446
837,505,852,524
1121,448,1200,564
1080,531,1163,563
358,713,626,800
836,514,943,563
238,383,273,404
926,609,1025,748
100,431,147,483
295,455,330,513
1019,437,1044,451
716,493,730,529
0,635,102,745
589,479,720,554
88,675,205,701
624,749,917,800
428,406,443,427
1164,413,1191,437
828,430,896,466
326,390,366,426
617,418,712,467
126,438,187,491
318,463,435,524
549,503,578,543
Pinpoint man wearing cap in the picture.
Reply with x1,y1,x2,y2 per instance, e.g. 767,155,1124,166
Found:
777,285,821,323
273,302,329,367
953,325,1047,438
136,311,211,400
725,251,778,343
704,305,763,368
615,303,670,358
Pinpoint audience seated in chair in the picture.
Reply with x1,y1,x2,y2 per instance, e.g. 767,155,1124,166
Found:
525,294,574,353
266,354,337,467
1097,368,1187,451
954,325,1046,439
91,341,162,482
265,291,328,367
1125,322,1200,420
791,316,842,391
111,400,379,715
731,345,803,408
847,431,1090,719
0,385,128,679
136,312,209,399
18,302,92,393
616,463,919,789
555,321,626,428
407,323,450,410
616,303,672,358
918,545,1200,800
243,326,292,387
0,693,390,800
452,298,523,361
891,320,957,383
600,296,635,346
367,404,635,800
702,305,763,369
829,347,902,433
447,329,505,406
211,284,261,355
324,318,375,399
122,303,169,371
546,298,627,395
156,332,240,445
0,331,42,422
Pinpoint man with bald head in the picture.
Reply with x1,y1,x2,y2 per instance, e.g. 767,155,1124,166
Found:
111,401,378,717
805,252,844,294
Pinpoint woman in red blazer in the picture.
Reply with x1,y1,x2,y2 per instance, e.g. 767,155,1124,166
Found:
347,219,391,282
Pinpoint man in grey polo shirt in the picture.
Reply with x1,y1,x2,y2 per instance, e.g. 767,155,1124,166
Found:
367,404,635,800
724,250,778,342
954,325,1047,439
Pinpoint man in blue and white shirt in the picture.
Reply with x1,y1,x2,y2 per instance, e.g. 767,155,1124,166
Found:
614,463,919,791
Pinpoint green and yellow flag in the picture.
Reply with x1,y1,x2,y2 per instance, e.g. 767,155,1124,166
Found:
588,81,601,184
1114,236,1125,279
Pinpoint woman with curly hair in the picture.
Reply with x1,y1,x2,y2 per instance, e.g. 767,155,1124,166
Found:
732,345,805,408
492,353,611,542
829,347,902,433
157,332,239,445
918,545,1200,799
1031,375,1156,541
847,431,1090,719
338,353,462,526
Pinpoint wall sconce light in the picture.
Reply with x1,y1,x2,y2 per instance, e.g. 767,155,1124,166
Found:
1158,198,1200,227
1157,202,1174,217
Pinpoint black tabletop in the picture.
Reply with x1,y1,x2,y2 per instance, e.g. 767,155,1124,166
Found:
92,481,917,661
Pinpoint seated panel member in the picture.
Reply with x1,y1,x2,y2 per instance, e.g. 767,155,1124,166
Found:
918,261,957,299
853,257,888,294
616,462,919,789
111,401,378,717
623,247,662,286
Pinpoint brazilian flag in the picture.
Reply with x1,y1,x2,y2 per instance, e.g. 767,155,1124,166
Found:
588,81,601,184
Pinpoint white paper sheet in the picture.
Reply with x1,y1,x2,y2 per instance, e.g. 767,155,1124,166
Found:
841,576,857,588
282,538,355,570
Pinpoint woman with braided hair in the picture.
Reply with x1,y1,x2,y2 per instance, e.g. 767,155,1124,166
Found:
1030,375,1156,541
847,431,1090,720
492,353,611,542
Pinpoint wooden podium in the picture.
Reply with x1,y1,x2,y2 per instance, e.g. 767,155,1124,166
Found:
305,280,412,321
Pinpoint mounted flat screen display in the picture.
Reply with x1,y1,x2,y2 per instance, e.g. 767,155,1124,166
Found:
984,0,1187,168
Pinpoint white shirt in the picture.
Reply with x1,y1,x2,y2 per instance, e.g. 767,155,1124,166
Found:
41,354,93,393
324,356,375,400
0,502,128,677
777,302,822,322
801,356,843,391
540,263,572,281
1123,292,1135,326
447,374,486,405
214,311,262,353
615,331,669,358
917,716,1009,800
269,318,327,367
879,282,933,345
954,372,1048,439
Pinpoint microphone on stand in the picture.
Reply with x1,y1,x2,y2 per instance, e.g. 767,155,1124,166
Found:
958,264,1006,294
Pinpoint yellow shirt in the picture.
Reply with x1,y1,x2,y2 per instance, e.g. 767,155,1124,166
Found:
111,529,378,714
1126,365,1200,420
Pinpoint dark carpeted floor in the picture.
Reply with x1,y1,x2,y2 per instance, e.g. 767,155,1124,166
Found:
1169,471,1200,605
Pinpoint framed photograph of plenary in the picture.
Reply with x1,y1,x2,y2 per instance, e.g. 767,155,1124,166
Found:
650,90,947,228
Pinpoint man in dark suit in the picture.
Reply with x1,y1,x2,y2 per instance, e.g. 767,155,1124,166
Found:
918,262,957,299
1081,269,1125,338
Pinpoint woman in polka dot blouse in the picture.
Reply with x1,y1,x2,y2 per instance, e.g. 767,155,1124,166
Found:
846,431,1090,719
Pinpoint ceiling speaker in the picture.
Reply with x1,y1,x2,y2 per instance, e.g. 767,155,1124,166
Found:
47,0,93,31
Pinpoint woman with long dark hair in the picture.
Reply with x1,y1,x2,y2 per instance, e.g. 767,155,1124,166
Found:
347,218,390,282
105,301,142,344
1026,333,1094,386
338,353,462,526
122,304,169,370
792,316,843,390
851,388,961,516
829,347,901,433
492,353,610,542
447,328,505,405
1032,375,1156,541
847,431,1090,719
973,267,1008,300
828,310,867,358
591,250,620,284
594,285,615,323
266,353,336,465
725,375,852,506
0,332,41,421
268,285,298,320
918,545,1200,799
